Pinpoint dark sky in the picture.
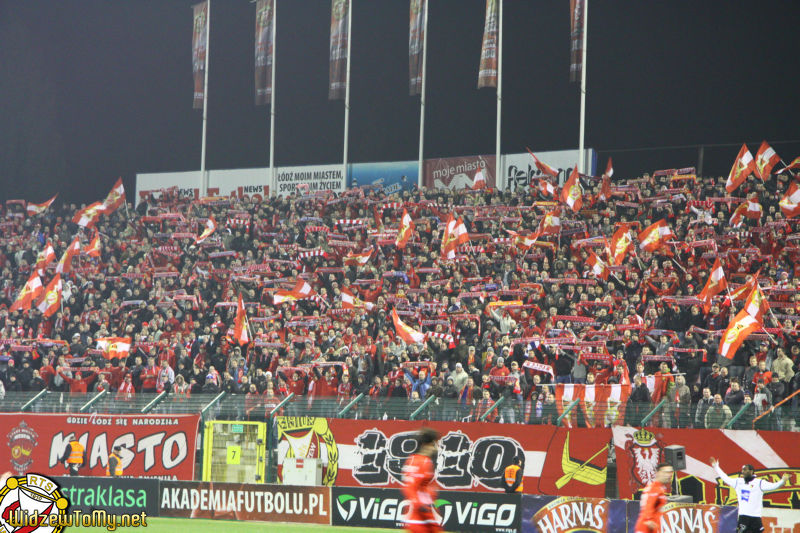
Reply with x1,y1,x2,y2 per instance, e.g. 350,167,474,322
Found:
1,1,798,203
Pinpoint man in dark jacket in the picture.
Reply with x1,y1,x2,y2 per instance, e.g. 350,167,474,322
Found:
627,374,651,426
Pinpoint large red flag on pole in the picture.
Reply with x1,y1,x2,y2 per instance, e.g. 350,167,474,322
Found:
719,309,762,360
725,144,755,193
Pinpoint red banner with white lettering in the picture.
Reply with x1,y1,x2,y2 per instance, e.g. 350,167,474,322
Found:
478,0,499,88
2,413,200,480
275,416,610,497
613,426,800,508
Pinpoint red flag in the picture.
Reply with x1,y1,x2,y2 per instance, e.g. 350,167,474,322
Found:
392,308,425,344
779,181,800,218
273,279,315,305
55,237,81,275
586,251,609,281
35,242,56,274
598,174,612,202
344,249,373,266
698,258,727,313
725,144,755,193
637,219,673,253
477,0,499,88
603,157,613,178
9,274,44,313
196,216,217,244
555,383,583,428
754,141,779,180
538,179,557,197
506,229,537,252
395,209,415,249
719,309,762,360
777,156,800,174
537,208,562,236
561,165,583,213
36,274,62,318
96,337,132,360
72,202,107,228
472,167,487,190
233,294,251,345
83,233,101,258
726,269,761,304
744,284,769,323
102,178,126,212
26,194,57,216
341,286,374,310
526,147,559,178
440,214,469,260
609,226,633,266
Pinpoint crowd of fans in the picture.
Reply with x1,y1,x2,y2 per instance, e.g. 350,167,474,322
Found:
1,162,799,431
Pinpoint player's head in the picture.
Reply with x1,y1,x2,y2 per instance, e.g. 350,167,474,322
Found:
741,464,755,480
655,462,674,485
417,427,439,449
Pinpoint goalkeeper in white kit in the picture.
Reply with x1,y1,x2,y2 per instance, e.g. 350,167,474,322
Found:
709,457,789,533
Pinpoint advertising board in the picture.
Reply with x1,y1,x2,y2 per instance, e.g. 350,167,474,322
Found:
502,149,597,192
349,160,418,195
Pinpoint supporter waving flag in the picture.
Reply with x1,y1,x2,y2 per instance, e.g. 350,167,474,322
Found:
273,279,315,305
392,308,425,345
526,147,559,178
233,293,250,345
697,257,727,313
725,143,755,193
96,337,132,359
84,233,101,258
754,141,779,180
586,250,610,281
561,165,583,213
776,155,800,174
725,269,760,304
538,178,557,197
598,173,612,202
440,214,469,260
344,249,373,266
395,208,415,249
26,194,57,216
72,201,106,228
609,226,633,265
537,207,562,236
196,216,217,243
55,236,81,275
35,274,62,318
743,283,769,323
341,286,374,310
719,309,762,360
779,181,800,218
637,219,673,253
102,177,126,212
9,273,43,312
35,242,56,274
602,157,613,178
472,167,486,190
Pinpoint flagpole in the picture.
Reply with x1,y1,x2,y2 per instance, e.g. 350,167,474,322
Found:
269,0,278,197
495,0,503,188
200,0,211,197
577,0,588,174
342,0,353,189
417,0,429,191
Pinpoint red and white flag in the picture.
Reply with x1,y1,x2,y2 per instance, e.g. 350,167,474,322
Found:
9,274,44,313
72,202,107,228
392,308,425,344
637,219,673,252
779,181,800,218
729,200,762,227
725,144,755,193
35,274,62,318
83,233,101,258
233,294,251,345
96,337,132,360
555,383,583,428
440,214,469,260
273,279,316,305
561,165,583,213
603,157,613,178
744,284,769,323
26,194,57,216
609,226,633,266
102,178,126,212
777,156,800,174
537,208,562,236
55,237,81,275
196,216,218,244
719,309,762,360
754,141,779,180
35,242,56,274
506,229,538,252
341,286,374,310
526,147,559,178
726,269,760,304
698,258,727,313
538,179,557,198
598,174,612,202
344,249,373,266
586,250,610,281
472,168,486,190
395,209,415,249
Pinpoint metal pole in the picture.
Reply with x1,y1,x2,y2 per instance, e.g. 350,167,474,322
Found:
338,392,364,418
200,0,211,197
479,395,505,422
200,390,227,420
556,398,580,426
495,0,503,186
577,0,588,174
269,0,277,197
640,397,667,427
417,0,429,191
79,390,107,413
21,389,48,412
342,0,353,188
410,393,436,420
725,402,752,429
141,390,169,414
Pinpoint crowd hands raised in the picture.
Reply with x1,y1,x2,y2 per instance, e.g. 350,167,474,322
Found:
1,164,799,431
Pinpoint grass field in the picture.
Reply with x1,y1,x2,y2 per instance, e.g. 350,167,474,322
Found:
113,517,397,533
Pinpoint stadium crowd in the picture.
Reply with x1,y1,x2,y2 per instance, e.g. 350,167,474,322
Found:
1,159,799,431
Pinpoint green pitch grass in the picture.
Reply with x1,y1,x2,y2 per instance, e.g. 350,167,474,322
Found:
113,517,397,533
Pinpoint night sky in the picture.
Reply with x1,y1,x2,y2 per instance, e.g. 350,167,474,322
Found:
1,1,798,204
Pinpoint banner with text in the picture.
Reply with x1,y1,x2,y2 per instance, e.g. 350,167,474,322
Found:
2,413,200,480
424,155,496,190
409,0,426,95
160,480,330,524
136,169,270,206
276,164,346,197
254,0,274,105
502,149,597,192
192,2,208,109
54,476,161,516
332,486,521,532
349,160,418,195
478,0,499,88
328,0,350,100
274,417,610,497
613,426,800,508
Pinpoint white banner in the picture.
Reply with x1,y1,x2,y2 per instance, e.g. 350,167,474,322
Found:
501,149,596,193
135,168,271,206
275,164,346,197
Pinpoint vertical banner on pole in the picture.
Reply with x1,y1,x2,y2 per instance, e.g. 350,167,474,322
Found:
569,0,585,83
409,0,426,96
254,0,274,105
192,2,208,109
478,0,498,88
329,0,350,100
